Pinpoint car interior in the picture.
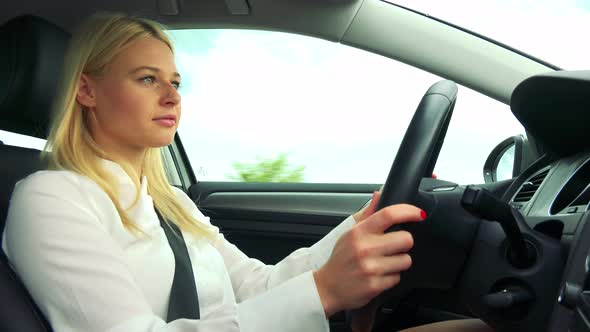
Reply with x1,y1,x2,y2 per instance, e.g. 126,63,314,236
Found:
1,1,589,332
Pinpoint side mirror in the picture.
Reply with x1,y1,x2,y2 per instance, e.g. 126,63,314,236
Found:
483,135,528,183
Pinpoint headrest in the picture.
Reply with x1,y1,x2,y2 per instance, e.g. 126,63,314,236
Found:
0,15,69,139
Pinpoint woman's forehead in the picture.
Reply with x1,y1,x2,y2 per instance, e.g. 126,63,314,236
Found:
112,37,177,74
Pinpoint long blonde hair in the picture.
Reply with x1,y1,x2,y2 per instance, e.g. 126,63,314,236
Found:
44,13,213,238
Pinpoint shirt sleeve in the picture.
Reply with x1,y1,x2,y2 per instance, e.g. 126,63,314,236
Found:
2,172,239,332
173,187,357,332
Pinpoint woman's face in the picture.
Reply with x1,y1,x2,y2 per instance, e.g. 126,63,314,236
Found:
79,36,182,153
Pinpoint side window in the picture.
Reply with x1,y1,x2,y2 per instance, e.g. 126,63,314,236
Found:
0,130,46,150
162,146,182,187
434,89,526,183
170,29,525,185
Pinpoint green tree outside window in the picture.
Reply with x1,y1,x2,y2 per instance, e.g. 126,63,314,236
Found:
228,153,305,182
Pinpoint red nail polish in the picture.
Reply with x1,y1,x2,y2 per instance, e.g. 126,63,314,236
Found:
420,210,427,220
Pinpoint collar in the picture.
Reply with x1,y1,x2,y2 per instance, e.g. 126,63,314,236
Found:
100,158,149,208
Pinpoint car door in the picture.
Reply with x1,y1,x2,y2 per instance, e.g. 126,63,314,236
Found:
193,182,376,331
165,139,378,331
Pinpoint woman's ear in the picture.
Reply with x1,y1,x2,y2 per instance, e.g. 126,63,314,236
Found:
76,74,97,109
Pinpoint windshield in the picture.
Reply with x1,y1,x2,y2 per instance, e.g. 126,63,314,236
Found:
387,0,590,69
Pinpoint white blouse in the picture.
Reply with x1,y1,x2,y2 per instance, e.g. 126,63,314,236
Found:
2,159,355,332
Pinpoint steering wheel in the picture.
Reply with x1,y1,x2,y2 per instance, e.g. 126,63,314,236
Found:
378,80,456,211
370,80,566,331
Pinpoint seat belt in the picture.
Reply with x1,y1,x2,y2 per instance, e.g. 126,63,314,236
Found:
155,208,200,321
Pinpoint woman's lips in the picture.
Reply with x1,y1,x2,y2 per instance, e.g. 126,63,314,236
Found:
153,115,176,127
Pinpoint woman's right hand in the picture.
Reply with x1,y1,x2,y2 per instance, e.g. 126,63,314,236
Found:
313,201,425,317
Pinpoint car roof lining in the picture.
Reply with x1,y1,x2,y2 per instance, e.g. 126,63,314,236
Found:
342,1,553,104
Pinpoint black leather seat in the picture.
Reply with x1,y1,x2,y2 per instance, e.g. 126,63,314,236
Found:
0,15,69,332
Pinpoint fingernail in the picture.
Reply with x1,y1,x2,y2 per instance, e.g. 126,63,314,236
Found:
420,210,427,220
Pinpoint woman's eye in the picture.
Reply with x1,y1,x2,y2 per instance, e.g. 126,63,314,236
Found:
171,81,181,90
140,76,156,85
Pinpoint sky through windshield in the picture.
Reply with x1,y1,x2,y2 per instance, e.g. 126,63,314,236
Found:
389,0,590,69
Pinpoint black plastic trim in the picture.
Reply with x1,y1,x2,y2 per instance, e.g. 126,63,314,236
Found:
191,181,382,199
171,133,196,191
511,71,590,157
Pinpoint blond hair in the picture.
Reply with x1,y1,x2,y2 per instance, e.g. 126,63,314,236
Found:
44,13,213,238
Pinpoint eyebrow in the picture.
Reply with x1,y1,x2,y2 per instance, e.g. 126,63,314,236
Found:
129,66,181,78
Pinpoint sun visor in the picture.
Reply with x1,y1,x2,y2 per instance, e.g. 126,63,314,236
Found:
511,70,590,157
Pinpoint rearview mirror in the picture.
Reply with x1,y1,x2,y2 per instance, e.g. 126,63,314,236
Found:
483,135,527,183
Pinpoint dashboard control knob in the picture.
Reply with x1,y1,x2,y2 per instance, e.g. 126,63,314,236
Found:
558,282,582,310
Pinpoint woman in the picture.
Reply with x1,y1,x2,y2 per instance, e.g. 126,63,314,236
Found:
1,13,491,332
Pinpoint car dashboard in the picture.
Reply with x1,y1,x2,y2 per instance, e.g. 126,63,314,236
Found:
504,70,590,331
511,152,590,239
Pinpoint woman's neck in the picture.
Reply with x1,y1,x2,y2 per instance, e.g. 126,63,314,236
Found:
98,143,146,183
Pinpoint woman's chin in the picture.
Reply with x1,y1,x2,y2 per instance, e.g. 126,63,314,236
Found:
148,136,175,148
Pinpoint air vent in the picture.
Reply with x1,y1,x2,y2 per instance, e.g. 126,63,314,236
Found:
513,169,550,203
551,158,590,215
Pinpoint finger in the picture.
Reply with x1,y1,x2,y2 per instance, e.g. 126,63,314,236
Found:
360,191,381,220
363,253,412,276
361,204,425,234
377,273,401,290
377,254,413,275
375,230,415,255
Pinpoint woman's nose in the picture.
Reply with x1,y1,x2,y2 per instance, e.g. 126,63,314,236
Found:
160,82,181,107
